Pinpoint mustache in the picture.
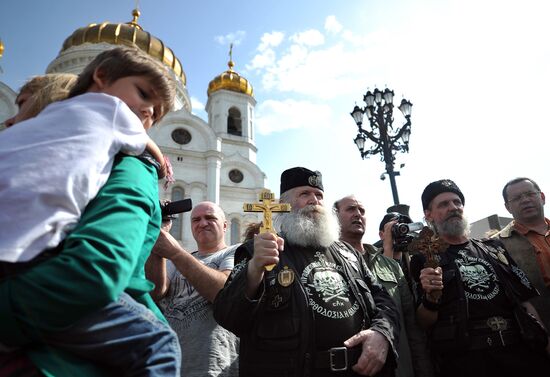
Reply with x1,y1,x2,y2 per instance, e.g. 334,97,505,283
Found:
298,204,323,215
445,211,462,221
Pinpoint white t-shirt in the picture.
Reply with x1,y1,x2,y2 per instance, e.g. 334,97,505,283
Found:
0,93,149,262
159,245,239,377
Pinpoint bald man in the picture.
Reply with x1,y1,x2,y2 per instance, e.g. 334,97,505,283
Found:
146,201,239,377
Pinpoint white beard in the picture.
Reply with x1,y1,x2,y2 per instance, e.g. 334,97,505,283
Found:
275,205,340,248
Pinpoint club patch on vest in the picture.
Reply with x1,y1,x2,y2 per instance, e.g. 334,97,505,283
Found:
301,254,360,319
456,252,499,300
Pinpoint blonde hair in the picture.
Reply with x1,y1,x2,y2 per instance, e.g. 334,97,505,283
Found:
17,73,77,121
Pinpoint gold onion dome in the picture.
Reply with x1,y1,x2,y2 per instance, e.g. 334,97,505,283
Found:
207,49,253,97
60,9,186,84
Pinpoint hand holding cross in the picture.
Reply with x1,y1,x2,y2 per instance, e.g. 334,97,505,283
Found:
408,227,448,300
244,189,291,271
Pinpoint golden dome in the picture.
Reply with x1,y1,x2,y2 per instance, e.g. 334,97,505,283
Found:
207,47,253,97
0,39,4,59
60,9,186,85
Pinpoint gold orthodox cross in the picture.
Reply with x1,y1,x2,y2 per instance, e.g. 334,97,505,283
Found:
244,189,291,271
408,227,448,300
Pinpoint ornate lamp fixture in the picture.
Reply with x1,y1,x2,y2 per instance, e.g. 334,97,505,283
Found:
350,87,412,205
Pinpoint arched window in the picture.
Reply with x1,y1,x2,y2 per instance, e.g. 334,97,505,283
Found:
227,107,242,136
230,218,241,244
169,187,185,240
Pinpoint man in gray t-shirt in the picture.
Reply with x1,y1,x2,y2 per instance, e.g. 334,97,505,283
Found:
146,201,239,377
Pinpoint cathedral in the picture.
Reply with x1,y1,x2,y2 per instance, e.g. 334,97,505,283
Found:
0,9,267,251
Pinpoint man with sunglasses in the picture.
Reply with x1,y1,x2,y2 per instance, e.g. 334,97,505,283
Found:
497,177,550,331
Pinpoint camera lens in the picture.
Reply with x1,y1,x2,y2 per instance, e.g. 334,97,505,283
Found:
396,223,409,236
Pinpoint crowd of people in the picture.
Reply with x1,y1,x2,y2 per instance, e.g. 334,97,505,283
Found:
1,45,549,377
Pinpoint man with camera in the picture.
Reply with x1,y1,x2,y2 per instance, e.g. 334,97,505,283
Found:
411,179,550,377
146,201,239,377
378,213,424,296
334,195,433,377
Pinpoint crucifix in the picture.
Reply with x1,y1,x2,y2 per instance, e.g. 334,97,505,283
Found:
243,189,291,271
408,226,448,300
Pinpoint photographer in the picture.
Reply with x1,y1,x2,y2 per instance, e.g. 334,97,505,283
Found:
334,195,433,377
379,213,423,296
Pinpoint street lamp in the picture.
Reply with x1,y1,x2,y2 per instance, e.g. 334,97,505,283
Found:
350,87,412,205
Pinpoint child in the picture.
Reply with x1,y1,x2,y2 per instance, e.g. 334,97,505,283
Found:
3,73,77,128
0,46,180,375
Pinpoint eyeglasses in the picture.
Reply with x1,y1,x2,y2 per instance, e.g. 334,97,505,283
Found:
507,191,541,204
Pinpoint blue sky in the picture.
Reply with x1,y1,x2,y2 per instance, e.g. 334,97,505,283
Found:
2,0,549,241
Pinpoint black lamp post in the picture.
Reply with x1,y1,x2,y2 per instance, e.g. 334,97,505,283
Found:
350,88,412,206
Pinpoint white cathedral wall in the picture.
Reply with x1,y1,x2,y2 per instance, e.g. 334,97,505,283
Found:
0,82,17,128
220,139,257,162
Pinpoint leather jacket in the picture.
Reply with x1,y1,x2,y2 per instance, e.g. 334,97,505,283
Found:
213,240,399,377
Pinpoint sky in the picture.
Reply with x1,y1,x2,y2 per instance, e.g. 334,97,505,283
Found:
1,0,549,241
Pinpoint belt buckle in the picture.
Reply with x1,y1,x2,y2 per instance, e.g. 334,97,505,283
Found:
486,316,508,331
329,347,348,372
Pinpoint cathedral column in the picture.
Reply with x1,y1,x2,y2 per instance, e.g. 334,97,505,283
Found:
206,151,223,204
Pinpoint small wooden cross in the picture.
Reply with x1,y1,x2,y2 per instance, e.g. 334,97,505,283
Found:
408,227,449,300
244,189,291,270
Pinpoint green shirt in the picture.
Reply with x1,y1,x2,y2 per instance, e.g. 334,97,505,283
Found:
363,244,434,377
0,155,163,376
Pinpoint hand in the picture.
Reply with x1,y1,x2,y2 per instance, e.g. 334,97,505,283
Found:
420,266,443,300
344,329,389,376
161,220,172,232
381,220,397,258
152,229,185,260
249,232,284,276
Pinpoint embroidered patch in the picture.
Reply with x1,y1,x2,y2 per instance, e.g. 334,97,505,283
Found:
456,254,499,300
301,258,360,319
511,264,532,289
231,259,247,278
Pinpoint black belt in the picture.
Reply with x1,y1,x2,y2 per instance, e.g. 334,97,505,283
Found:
315,346,361,372
469,329,521,350
469,316,516,332
467,316,522,350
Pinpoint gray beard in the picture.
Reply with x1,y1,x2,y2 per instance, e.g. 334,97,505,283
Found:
275,205,340,248
432,212,470,238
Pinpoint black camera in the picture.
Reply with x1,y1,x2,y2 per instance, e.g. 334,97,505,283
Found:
160,198,193,221
391,222,424,252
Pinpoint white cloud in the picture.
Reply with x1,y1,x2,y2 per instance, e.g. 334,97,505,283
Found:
255,40,375,100
247,32,285,71
190,96,205,112
258,31,285,52
324,15,342,34
289,29,325,46
248,48,276,70
255,99,332,135
247,24,394,100
214,30,246,46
